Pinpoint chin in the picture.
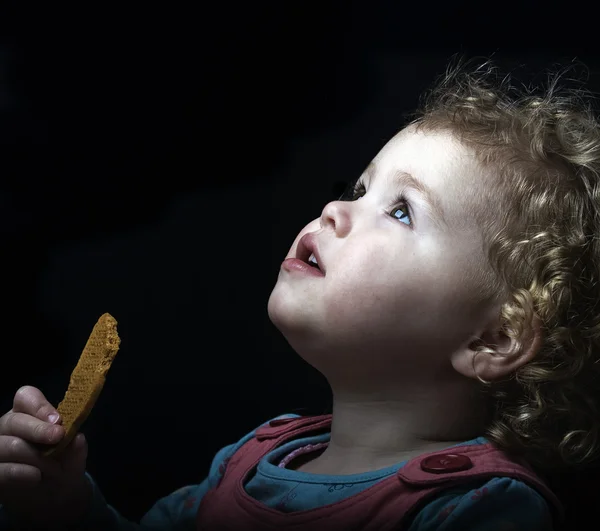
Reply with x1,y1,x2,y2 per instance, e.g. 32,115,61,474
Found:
267,281,304,326
268,292,314,347
267,288,283,327
267,289,300,338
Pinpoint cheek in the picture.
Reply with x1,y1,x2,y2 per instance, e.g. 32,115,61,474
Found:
323,254,415,324
321,245,451,332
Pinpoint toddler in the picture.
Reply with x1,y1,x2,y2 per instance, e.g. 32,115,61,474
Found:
2,56,600,530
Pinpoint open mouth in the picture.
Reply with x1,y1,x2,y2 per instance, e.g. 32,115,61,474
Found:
307,253,321,271
295,233,326,275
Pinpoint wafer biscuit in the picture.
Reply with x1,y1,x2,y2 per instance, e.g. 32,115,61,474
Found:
42,313,120,457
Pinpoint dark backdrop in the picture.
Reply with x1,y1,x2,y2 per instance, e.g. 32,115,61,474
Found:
1,1,599,526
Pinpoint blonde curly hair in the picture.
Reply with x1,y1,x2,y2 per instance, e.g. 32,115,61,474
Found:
409,56,600,472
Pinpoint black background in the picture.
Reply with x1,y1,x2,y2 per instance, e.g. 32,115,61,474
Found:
1,1,599,526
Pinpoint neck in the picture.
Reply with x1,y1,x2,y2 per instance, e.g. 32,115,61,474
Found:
313,377,488,474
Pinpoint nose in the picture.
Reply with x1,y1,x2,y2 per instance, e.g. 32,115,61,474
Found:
320,199,352,236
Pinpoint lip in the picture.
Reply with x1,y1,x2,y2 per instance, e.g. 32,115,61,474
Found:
296,233,326,275
282,258,325,277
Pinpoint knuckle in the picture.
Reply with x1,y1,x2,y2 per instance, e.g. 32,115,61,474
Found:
0,463,41,484
6,436,25,457
33,423,48,440
0,412,14,435
15,386,33,400
3,463,18,480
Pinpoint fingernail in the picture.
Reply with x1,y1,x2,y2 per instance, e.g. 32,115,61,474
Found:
48,413,60,424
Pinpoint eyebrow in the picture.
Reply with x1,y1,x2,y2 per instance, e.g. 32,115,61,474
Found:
365,162,448,230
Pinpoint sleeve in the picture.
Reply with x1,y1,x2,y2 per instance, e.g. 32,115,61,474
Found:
0,414,299,531
406,477,555,531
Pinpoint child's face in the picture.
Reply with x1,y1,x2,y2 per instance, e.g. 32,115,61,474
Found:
268,126,500,385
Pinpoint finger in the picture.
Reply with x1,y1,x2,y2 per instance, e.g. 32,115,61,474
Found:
11,386,62,424
0,435,62,479
0,411,65,445
0,461,41,487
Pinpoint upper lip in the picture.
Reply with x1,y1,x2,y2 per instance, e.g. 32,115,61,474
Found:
296,233,326,274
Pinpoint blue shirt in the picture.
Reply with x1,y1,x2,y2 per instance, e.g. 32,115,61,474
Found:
0,414,554,530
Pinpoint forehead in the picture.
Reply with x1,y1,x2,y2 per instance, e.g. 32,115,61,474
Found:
374,127,479,185
373,127,489,229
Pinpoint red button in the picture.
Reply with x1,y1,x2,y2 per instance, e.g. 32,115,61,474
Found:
420,453,472,473
269,417,298,427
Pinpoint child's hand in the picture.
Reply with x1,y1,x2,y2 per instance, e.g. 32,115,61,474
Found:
0,385,92,529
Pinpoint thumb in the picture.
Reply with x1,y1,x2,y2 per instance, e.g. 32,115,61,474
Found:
57,433,88,477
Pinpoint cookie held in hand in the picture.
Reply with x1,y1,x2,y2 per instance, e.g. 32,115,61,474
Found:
43,313,120,457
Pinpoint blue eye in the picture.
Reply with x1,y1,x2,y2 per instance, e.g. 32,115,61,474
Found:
345,181,413,227
390,201,411,226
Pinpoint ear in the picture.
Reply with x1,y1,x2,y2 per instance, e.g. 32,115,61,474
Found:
451,312,543,382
